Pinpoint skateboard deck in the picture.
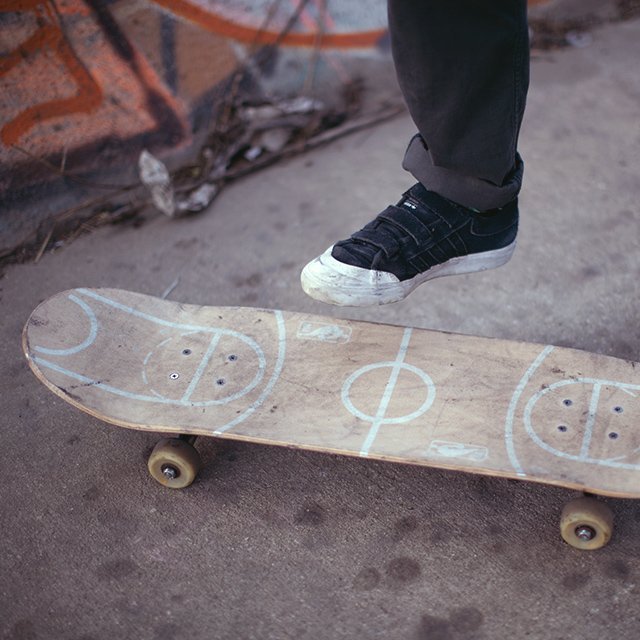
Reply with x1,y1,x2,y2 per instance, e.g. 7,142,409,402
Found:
23,288,640,548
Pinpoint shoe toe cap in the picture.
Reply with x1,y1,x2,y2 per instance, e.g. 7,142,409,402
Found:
301,247,400,306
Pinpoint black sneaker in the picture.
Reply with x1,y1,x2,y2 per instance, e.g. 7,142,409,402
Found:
301,183,518,306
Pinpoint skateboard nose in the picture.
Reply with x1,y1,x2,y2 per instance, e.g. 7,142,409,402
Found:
26,291,99,358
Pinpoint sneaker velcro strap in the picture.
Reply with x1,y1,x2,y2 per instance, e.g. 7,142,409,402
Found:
377,205,441,248
411,189,470,227
351,223,401,258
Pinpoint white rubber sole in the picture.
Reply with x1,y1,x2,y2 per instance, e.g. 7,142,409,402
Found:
301,241,516,307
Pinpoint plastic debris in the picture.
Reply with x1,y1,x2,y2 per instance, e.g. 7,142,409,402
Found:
135,85,402,221
258,127,292,153
139,151,220,217
244,146,262,162
177,183,218,213
565,30,593,48
138,150,176,217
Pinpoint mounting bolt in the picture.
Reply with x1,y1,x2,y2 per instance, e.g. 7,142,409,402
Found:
161,464,179,480
575,525,596,542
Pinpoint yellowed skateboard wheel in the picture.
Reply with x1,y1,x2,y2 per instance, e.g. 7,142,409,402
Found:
148,437,201,489
560,497,613,550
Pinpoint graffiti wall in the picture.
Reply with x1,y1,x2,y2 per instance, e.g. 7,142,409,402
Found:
0,0,390,258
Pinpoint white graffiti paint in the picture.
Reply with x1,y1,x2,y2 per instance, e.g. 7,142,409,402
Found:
427,440,488,462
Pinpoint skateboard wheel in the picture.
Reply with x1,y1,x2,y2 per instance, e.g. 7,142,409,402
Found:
148,437,201,489
560,497,613,550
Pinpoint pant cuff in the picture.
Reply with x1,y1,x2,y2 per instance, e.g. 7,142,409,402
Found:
402,135,524,210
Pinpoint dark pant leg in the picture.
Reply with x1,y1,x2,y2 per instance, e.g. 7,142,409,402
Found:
388,0,530,210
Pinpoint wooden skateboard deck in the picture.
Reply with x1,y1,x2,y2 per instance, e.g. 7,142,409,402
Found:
23,288,640,548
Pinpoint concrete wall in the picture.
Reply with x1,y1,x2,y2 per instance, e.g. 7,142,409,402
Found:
0,0,390,259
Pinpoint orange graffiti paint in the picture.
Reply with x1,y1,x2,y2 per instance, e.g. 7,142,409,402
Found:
0,1,103,147
151,0,387,49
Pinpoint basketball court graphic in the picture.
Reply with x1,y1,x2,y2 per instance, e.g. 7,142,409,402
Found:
29,289,287,434
506,346,640,477
24,288,640,505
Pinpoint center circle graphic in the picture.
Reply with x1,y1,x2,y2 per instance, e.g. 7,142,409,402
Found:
342,362,436,425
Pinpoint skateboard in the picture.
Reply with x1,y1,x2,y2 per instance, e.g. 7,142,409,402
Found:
23,288,640,550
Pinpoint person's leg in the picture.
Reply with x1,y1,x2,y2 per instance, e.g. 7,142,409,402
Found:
301,1,530,306
390,0,529,210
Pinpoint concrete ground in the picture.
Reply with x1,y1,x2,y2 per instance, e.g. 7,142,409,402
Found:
2,17,640,640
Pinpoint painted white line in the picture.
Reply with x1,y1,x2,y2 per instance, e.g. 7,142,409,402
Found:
142,336,172,386
36,290,270,407
342,361,435,426
34,347,266,408
522,376,640,470
76,288,223,334
161,277,180,300
504,345,554,476
34,357,168,404
340,327,436,457
181,333,222,403
360,328,411,455
214,310,287,434
579,383,602,460
35,294,98,356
